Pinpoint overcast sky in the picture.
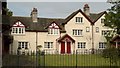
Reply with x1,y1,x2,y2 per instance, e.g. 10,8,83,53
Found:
7,2,112,18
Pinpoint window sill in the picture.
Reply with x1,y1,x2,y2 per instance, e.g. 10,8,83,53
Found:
47,34,59,36
73,35,83,37
11,33,26,36
75,22,84,24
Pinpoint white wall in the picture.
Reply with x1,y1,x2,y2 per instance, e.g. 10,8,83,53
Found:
65,12,92,52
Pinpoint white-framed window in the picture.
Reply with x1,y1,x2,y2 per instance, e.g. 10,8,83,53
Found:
73,29,83,36
76,17,83,23
101,18,105,23
102,30,111,36
12,27,25,34
86,27,90,32
44,42,53,48
48,28,59,35
96,27,99,33
99,42,106,49
18,42,28,49
78,42,86,48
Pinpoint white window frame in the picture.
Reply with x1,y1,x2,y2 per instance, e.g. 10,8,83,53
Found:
96,27,99,33
48,28,59,35
101,18,105,23
86,27,90,32
76,17,83,23
78,42,86,48
12,27,25,34
44,42,53,48
99,42,106,49
73,29,83,36
18,42,28,49
102,30,113,36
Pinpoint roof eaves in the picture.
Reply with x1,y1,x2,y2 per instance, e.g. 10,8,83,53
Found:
64,9,93,25
93,11,107,25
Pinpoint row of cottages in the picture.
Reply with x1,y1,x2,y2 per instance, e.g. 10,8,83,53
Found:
7,4,113,55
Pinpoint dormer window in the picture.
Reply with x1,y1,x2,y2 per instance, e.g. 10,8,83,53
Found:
47,22,60,35
11,21,25,34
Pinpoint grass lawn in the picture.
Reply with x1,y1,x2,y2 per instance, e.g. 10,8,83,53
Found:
3,54,120,66
37,54,120,66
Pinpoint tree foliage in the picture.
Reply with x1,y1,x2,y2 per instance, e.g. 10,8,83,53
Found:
104,1,120,34
102,1,120,65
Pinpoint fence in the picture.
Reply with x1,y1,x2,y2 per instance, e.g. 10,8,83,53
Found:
2,49,120,68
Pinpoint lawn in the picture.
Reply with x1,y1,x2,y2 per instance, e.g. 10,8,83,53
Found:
3,54,120,66
37,54,120,66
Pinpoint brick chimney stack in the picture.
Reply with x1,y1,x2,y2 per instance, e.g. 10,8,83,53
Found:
31,8,38,22
83,4,90,16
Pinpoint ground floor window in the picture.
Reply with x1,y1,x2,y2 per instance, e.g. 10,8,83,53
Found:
44,42,53,48
99,42,106,49
18,42,28,49
78,42,86,48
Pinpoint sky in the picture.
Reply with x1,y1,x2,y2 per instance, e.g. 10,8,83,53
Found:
7,1,112,18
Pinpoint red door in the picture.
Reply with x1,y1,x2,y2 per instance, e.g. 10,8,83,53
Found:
67,42,71,54
61,42,65,54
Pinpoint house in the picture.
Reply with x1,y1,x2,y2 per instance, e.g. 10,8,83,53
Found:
111,35,120,48
6,4,113,55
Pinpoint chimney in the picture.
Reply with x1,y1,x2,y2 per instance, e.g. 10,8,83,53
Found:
83,4,90,16
31,8,38,22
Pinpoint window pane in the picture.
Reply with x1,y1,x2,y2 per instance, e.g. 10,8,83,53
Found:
18,42,21,49
78,42,86,48
86,27,90,32
76,17,83,23
25,42,28,49
19,28,21,33
12,28,15,33
21,28,24,33
16,28,18,33
22,42,24,48
101,19,105,23
96,27,99,32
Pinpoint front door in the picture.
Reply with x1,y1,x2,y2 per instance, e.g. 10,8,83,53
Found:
67,42,71,54
61,42,65,54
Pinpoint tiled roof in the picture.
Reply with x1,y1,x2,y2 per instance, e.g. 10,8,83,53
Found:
3,16,65,32
2,9,106,32
63,9,106,25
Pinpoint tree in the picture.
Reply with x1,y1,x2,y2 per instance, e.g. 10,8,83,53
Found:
104,1,120,34
102,1,120,66
2,2,13,54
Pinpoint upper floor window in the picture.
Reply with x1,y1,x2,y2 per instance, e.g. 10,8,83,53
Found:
101,18,105,23
73,29,83,36
44,42,53,48
48,22,60,35
48,28,59,35
86,27,90,32
78,42,86,48
99,42,106,49
11,21,25,34
76,17,83,23
12,27,25,34
96,27,99,33
102,30,110,36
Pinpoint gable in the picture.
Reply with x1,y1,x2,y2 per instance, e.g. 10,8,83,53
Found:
49,22,59,29
46,21,62,29
64,9,93,25
12,21,25,27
